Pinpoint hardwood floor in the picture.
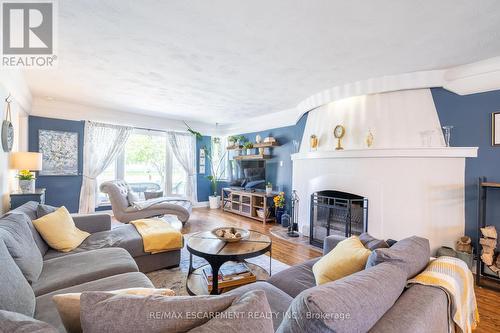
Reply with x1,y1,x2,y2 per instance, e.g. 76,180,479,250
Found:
176,207,500,333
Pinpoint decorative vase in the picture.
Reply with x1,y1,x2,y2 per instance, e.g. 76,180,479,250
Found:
19,179,35,193
265,186,272,195
246,148,253,155
366,130,374,148
310,135,318,151
255,135,262,143
281,211,291,228
208,195,221,209
275,207,285,225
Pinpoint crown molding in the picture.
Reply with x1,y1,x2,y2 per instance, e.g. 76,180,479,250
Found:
219,56,500,135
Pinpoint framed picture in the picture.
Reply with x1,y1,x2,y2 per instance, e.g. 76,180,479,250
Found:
38,129,79,175
493,112,500,146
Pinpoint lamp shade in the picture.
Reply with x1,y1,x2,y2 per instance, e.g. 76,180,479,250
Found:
10,152,43,171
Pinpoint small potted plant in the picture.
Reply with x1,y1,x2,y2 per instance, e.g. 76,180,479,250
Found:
243,142,254,155
273,192,286,224
228,135,238,148
265,182,273,195
18,169,36,193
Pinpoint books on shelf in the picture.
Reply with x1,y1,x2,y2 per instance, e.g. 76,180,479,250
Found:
202,262,256,292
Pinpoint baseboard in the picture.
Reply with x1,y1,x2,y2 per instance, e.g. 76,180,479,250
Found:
193,201,209,208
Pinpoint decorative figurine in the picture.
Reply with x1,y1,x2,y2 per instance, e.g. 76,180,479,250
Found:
310,134,318,151
333,125,345,150
366,129,374,147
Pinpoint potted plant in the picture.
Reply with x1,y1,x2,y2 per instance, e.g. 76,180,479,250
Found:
228,135,238,148
273,192,286,224
18,169,35,193
265,182,273,195
204,145,227,209
243,141,254,155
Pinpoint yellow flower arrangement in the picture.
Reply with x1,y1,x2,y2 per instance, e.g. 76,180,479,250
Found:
273,192,285,208
18,169,35,181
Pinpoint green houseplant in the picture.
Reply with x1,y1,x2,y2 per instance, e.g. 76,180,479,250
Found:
204,143,227,209
243,141,254,155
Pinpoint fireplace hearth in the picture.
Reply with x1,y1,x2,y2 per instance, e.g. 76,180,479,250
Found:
310,190,368,248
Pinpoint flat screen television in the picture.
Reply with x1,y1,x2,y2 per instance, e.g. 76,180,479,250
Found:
230,160,266,190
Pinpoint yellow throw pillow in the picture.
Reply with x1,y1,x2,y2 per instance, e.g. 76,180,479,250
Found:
32,206,90,252
312,236,372,285
53,288,175,333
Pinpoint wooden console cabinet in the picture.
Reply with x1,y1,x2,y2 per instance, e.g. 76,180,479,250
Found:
221,188,275,224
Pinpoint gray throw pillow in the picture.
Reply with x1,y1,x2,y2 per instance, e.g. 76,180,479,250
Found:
6,201,49,256
365,235,430,279
358,233,389,250
277,263,407,333
188,290,274,333
127,191,140,206
80,291,237,332
0,213,43,284
0,241,36,317
36,204,57,218
0,309,58,333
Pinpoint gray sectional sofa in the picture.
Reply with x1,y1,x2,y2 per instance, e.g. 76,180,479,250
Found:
228,234,450,332
0,201,181,332
0,200,449,332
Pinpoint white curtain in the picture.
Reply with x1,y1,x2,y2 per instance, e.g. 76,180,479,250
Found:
79,121,132,213
167,132,197,203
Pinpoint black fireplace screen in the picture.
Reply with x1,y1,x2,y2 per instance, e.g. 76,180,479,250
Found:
310,190,368,248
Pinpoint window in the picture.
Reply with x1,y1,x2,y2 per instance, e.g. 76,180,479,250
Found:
124,132,167,199
95,160,117,206
211,136,229,180
96,129,190,207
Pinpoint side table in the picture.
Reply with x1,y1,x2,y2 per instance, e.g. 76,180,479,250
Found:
10,188,46,210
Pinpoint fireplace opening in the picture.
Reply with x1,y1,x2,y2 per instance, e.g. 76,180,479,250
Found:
310,190,368,248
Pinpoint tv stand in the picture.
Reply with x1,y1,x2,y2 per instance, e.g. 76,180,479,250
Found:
221,188,276,224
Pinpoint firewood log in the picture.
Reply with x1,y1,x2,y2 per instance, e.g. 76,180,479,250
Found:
481,252,494,266
480,225,497,239
482,246,495,255
496,254,500,268
489,264,500,274
480,237,497,248
456,236,473,253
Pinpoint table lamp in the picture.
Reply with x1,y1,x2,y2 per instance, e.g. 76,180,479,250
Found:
10,152,42,193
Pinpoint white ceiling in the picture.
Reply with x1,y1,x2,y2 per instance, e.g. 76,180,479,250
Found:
24,0,500,125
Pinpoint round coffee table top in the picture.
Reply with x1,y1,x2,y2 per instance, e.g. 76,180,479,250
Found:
186,230,271,259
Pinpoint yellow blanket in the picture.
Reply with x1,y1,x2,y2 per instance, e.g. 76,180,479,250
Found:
130,218,183,254
407,256,479,333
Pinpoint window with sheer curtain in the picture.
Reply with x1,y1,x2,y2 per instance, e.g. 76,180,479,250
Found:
96,129,191,207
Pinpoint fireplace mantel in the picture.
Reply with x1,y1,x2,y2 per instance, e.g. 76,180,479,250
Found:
292,147,478,160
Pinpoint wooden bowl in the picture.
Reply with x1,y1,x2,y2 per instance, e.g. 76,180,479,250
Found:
211,227,250,243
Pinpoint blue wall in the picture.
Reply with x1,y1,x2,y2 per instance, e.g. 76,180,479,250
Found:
236,113,308,204
196,135,229,202
28,116,84,213
196,114,308,203
196,136,212,202
432,88,500,244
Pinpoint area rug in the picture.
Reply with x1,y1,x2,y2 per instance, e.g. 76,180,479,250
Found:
147,233,290,295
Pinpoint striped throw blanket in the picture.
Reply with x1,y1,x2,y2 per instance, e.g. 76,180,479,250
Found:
407,256,479,333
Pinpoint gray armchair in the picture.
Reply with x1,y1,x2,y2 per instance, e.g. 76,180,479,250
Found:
99,180,192,224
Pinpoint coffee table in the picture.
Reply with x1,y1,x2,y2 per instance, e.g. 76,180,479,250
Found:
186,230,272,295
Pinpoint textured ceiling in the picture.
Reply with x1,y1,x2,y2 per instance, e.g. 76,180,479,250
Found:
24,0,500,124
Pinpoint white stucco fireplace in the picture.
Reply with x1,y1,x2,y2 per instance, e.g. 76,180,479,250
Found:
292,89,477,252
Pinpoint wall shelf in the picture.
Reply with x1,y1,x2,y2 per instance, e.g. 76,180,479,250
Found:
234,154,271,160
227,141,280,150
